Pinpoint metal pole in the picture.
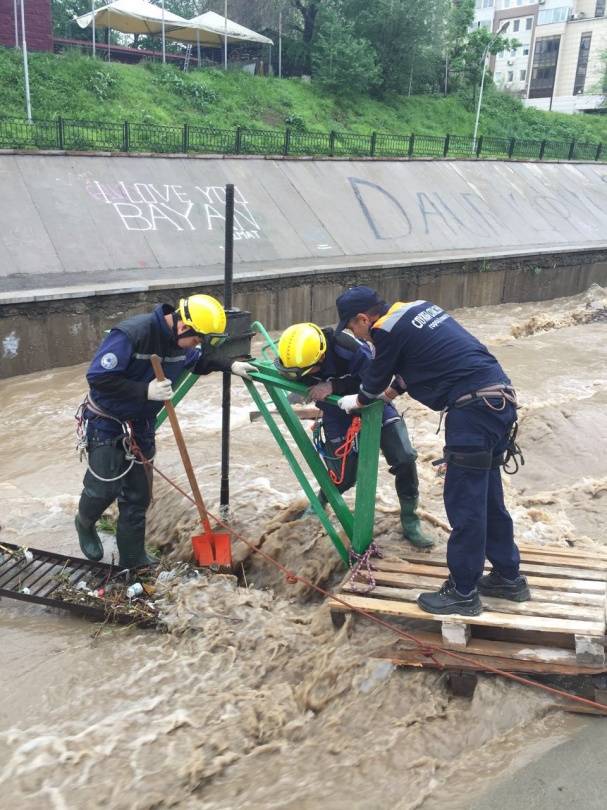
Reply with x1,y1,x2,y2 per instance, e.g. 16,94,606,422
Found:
19,0,32,122
472,47,488,149
474,23,509,148
107,7,110,63
224,0,228,70
278,7,282,78
13,0,19,48
161,0,166,64
91,0,95,59
197,30,201,67
444,52,448,95
220,183,235,517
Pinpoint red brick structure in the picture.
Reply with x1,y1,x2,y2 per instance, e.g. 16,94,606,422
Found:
0,0,53,51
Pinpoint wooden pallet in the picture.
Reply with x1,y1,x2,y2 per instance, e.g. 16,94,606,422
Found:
328,544,607,672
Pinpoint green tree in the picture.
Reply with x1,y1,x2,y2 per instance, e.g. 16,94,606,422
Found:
450,26,520,97
312,6,380,94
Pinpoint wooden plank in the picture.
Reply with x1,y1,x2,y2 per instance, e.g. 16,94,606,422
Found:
397,548,607,572
399,546,607,572
375,634,607,675
391,548,607,571
377,556,607,582
373,560,606,593
518,543,607,561
327,592,606,636
347,570,605,607
343,582,606,623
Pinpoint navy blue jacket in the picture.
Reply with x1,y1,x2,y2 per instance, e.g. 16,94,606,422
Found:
85,304,228,446
311,329,399,439
358,301,508,412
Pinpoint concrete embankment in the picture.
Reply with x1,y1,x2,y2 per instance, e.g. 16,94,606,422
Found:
1,153,607,376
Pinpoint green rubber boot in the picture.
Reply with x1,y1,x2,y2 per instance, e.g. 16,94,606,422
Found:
400,497,434,549
75,513,104,562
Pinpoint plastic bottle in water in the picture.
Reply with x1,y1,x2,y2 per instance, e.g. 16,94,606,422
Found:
126,583,144,599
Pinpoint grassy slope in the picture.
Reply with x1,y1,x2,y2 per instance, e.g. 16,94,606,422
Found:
1,47,607,143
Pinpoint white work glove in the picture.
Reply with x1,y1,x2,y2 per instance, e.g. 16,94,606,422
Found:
337,394,362,413
147,378,174,401
231,360,256,380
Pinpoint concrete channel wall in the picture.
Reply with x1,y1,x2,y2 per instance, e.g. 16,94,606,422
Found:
1,153,607,377
2,247,606,378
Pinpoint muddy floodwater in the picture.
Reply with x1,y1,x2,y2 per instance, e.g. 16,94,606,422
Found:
0,286,606,809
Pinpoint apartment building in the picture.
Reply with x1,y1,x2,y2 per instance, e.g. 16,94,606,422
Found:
472,0,607,113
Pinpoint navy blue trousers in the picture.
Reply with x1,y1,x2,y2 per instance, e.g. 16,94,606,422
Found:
444,399,520,593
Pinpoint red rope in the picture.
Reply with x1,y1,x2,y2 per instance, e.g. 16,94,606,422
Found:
329,417,361,485
139,451,607,714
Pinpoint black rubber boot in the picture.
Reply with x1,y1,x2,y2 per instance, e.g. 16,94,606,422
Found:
417,578,483,616
75,513,104,562
478,570,531,601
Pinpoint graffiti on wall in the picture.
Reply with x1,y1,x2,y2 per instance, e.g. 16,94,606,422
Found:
87,181,262,239
347,174,607,241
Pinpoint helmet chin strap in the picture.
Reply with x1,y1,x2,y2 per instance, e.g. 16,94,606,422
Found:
171,312,182,343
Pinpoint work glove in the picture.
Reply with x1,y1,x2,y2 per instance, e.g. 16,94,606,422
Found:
148,378,174,401
306,381,333,402
231,360,256,380
337,394,362,413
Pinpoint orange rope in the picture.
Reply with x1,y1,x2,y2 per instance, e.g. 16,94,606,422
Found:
328,417,361,485
141,451,607,714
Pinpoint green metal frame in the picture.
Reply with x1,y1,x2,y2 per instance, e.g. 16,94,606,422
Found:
153,320,384,565
246,321,383,564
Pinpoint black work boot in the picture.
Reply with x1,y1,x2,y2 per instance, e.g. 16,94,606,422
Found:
75,513,104,562
478,570,531,601
417,578,483,616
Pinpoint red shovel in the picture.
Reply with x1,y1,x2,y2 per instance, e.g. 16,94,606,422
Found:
151,355,232,570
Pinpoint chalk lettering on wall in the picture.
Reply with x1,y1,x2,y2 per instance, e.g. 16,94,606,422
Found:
348,177,412,240
86,181,262,239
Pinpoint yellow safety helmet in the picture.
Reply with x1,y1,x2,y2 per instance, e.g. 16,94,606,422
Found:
275,323,327,378
177,294,227,344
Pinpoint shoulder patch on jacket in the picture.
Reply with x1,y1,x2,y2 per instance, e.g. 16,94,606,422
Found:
100,352,118,370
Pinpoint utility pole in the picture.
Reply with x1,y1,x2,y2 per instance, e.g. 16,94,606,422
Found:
91,0,96,59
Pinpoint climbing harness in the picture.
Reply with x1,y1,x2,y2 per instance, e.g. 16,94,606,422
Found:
75,395,154,483
434,384,524,475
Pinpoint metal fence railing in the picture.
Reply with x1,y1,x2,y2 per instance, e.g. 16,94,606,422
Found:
0,116,604,163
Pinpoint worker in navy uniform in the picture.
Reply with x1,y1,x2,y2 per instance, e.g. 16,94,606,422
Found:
336,286,529,615
274,314,433,548
75,294,253,569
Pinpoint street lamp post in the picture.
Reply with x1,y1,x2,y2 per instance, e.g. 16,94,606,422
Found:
19,0,32,122
161,0,166,64
224,0,228,70
472,21,509,149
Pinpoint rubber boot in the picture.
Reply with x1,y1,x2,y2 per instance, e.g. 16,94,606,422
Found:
400,497,434,549
299,490,327,520
117,524,158,569
75,513,104,562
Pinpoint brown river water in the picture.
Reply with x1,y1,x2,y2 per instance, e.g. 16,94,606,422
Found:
0,286,606,809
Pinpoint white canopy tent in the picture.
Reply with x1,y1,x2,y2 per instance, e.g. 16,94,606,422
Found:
166,11,273,70
75,0,188,62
